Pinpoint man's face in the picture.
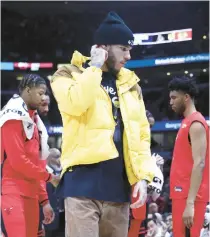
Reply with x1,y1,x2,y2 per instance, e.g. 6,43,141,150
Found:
149,203,158,214
27,84,47,110
105,45,132,74
169,90,187,116
38,95,50,116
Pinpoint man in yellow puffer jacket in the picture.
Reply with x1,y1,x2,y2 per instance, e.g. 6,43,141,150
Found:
51,11,156,237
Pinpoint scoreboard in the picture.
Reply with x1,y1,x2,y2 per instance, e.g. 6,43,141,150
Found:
133,28,192,45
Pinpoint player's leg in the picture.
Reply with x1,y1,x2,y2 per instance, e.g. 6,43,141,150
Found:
173,199,207,237
1,193,26,237
99,201,130,237
65,197,100,237
23,196,39,237
128,219,143,237
190,201,206,237
172,199,186,237
128,201,147,237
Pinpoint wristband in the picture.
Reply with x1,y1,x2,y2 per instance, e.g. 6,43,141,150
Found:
40,199,49,207
46,173,52,182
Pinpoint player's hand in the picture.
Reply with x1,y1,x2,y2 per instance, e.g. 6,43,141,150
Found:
90,45,108,68
47,148,61,163
182,202,194,229
130,180,148,209
42,203,55,225
50,174,60,187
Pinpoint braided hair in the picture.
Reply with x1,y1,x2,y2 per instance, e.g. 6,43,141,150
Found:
18,74,46,94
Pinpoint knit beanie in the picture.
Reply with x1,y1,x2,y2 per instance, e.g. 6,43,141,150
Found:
94,11,134,46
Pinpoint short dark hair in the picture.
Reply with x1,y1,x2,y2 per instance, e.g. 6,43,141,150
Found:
168,76,199,99
18,74,46,94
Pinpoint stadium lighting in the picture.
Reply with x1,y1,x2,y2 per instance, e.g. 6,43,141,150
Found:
189,73,193,77
184,71,188,74
203,69,207,72
203,35,207,39
167,72,171,76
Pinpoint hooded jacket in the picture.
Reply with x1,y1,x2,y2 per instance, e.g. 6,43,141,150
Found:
51,51,156,185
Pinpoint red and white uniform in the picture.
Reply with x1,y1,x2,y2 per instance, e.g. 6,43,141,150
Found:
170,112,209,237
1,111,51,237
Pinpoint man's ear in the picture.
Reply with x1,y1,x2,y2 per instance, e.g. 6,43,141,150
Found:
105,45,111,51
26,86,31,94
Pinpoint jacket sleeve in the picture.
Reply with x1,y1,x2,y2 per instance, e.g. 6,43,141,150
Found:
51,66,102,116
38,160,49,206
1,120,51,182
38,180,49,206
137,86,156,183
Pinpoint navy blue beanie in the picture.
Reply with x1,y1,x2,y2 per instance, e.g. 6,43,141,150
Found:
94,11,134,46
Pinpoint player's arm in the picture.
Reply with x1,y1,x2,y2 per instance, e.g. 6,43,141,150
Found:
187,121,207,204
38,160,50,206
39,180,49,206
39,180,55,225
2,120,51,182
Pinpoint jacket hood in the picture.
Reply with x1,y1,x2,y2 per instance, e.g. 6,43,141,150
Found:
70,50,140,88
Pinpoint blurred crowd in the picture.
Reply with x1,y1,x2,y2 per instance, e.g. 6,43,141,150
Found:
146,203,173,237
2,8,99,62
1,7,209,63
143,202,210,237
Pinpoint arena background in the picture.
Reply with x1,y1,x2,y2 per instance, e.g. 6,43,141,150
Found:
1,1,209,236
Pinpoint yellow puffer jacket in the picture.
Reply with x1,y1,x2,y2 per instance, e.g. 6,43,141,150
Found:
51,51,156,185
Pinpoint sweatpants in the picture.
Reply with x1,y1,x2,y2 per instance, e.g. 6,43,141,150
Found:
1,193,39,237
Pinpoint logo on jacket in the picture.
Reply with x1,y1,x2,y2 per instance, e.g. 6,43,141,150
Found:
2,109,25,116
4,207,13,215
174,186,182,192
27,123,33,129
153,176,162,185
182,123,187,128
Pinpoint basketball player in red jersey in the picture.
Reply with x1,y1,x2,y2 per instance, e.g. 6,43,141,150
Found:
1,74,60,237
169,76,209,237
